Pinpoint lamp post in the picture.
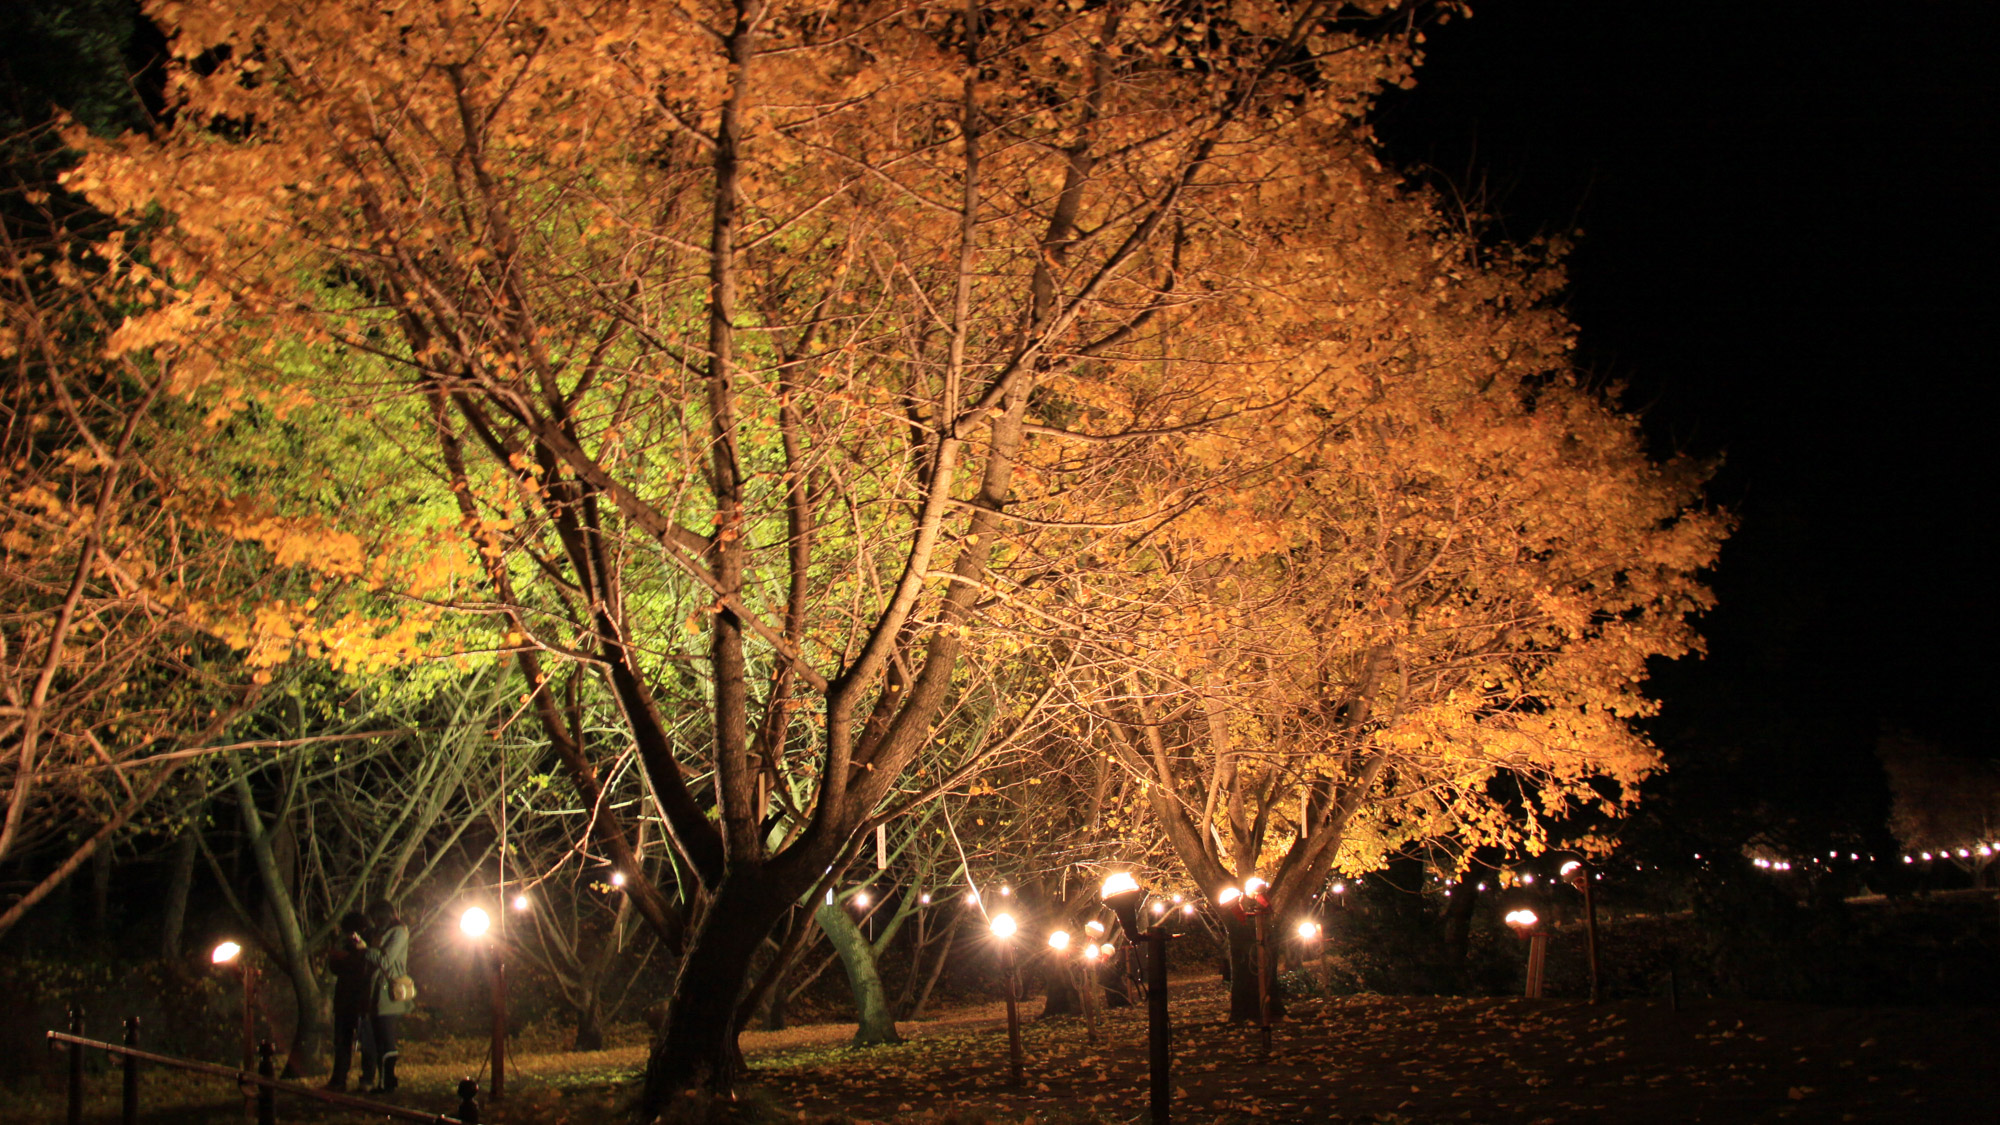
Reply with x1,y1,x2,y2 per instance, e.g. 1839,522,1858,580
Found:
1218,877,1273,1053
210,941,257,1073
1504,909,1546,999
1296,920,1329,994
1561,860,1601,1004
1103,872,1175,1124
989,912,1024,1086
1072,935,1103,1045
460,906,507,1102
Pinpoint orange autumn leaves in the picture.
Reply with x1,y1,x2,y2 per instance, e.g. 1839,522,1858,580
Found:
55,0,1721,879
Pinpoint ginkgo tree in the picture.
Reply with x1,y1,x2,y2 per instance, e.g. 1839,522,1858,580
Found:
62,0,1675,1103
1049,216,1725,1017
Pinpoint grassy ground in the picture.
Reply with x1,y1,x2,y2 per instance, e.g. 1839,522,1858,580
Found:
17,975,1996,1123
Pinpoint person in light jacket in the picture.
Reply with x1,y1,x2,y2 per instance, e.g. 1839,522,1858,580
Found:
363,899,414,1092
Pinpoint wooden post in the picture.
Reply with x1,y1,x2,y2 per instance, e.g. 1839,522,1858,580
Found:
1524,932,1548,999
122,1017,141,1125
489,953,507,1102
1582,872,1602,1004
1253,913,1272,1054
1077,960,1100,1045
1146,933,1171,1124
240,965,257,1072
66,1005,84,1125
1000,943,1023,1086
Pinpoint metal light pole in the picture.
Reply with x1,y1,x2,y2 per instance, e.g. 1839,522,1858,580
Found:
990,912,1024,1086
210,942,256,1073
1562,860,1601,1004
1103,872,1174,1125
1505,909,1546,998
460,907,506,1102
1296,920,1329,994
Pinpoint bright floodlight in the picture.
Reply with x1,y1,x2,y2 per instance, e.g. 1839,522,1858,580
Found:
1521,874,1535,885
1099,942,1116,957
511,893,531,912
610,870,627,887
1150,901,1167,915
1101,872,1140,901
1181,904,1196,917
1331,882,1346,894
1559,860,1582,877
1084,920,1105,937
460,906,492,938
920,892,933,904
1216,886,1243,906
1243,875,1268,895
1082,943,1101,961
854,892,871,908
990,912,1018,939
1296,921,1320,939
210,940,242,965
1048,930,1071,951
1504,909,1538,929
999,884,1013,896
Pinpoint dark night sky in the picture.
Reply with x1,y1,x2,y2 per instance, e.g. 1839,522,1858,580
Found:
1371,0,1999,815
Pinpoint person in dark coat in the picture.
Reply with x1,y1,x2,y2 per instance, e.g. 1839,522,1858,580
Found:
324,910,376,1091
363,899,413,1093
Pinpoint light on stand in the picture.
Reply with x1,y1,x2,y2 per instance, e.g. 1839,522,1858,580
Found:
1504,909,1547,999
461,905,508,1101
990,912,1024,1086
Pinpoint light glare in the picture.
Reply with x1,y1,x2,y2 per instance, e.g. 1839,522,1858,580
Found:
460,906,492,938
990,912,1018,939
210,941,242,965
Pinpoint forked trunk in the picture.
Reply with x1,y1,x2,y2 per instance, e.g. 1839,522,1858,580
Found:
641,881,789,1103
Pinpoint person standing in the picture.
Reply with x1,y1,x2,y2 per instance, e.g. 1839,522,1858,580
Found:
324,910,377,1091
363,899,414,1092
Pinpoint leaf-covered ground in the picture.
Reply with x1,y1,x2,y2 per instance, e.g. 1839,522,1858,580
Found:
19,975,1995,1123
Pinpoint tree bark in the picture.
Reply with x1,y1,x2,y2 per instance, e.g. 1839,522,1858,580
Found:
814,900,901,1046
88,842,113,945
160,827,197,962
641,877,791,1102
1039,962,1082,1019
228,760,325,1076
1223,916,1284,1023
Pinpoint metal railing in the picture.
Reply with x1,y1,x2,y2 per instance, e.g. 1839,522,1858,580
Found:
45,1007,481,1125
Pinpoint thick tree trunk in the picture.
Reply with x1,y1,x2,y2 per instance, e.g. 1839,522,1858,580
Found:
1224,917,1284,1023
1039,962,1082,1019
814,901,901,1046
573,994,606,1052
160,828,197,962
641,880,790,1102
